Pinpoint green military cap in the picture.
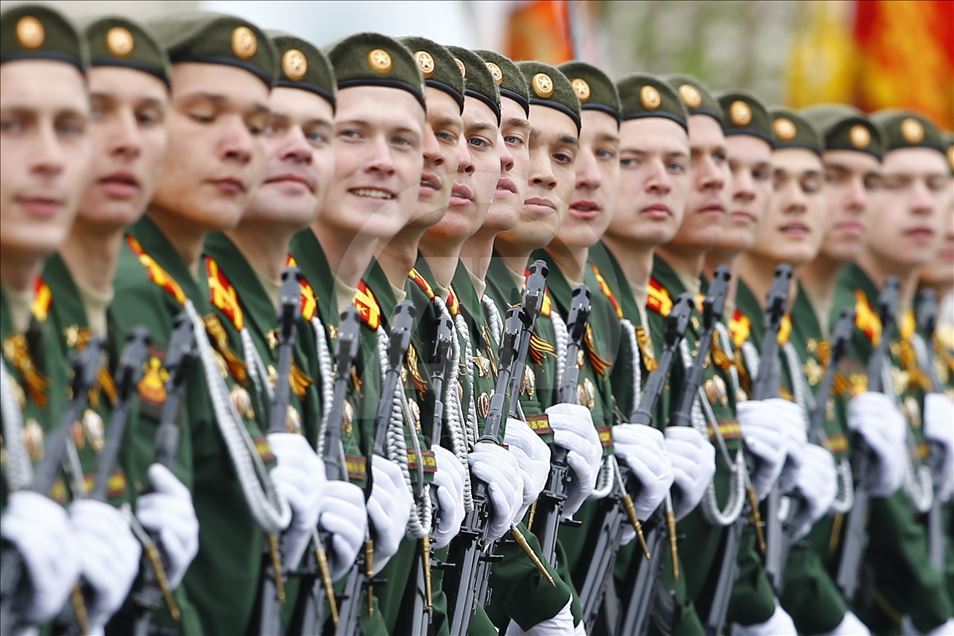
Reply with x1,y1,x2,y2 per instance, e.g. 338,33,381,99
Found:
326,32,425,110
446,45,500,124
769,108,823,155
557,61,621,123
145,11,277,88
474,49,529,115
399,36,464,113
869,109,946,155
268,31,336,110
664,74,724,126
944,132,954,176
799,104,883,159
81,16,171,88
716,90,773,146
515,60,580,132
616,73,688,131
1,4,88,74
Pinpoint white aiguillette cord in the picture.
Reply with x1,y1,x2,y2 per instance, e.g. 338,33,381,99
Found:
0,358,33,491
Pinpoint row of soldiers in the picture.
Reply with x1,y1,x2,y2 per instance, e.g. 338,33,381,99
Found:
0,4,952,635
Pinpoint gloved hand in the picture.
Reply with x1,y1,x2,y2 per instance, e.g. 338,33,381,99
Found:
847,392,906,496
468,441,524,542
367,456,413,574
504,599,575,635
773,399,809,493
924,393,954,503
737,399,789,499
732,601,797,636
546,403,602,517
613,424,674,520
665,426,716,520
268,432,325,569
504,417,551,522
70,499,141,631
901,616,954,636
318,480,367,580
431,445,466,549
820,611,870,635
790,444,838,539
0,491,81,623
136,463,199,588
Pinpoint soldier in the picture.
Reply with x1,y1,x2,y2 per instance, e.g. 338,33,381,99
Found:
833,110,954,634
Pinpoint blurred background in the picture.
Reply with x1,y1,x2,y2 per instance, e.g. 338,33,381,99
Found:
4,0,952,129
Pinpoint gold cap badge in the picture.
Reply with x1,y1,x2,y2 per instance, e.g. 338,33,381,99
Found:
454,57,466,78
231,26,257,60
900,117,924,144
639,85,661,110
532,73,553,98
486,61,502,85
415,50,435,78
849,123,871,149
679,83,701,109
282,48,307,81
106,26,134,57
571,78,590,102
730,100,752,126
367,48,392,74
774,117,797,141
15,15,44,49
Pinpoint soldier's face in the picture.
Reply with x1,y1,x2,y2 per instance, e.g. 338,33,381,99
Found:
720,134,772,254
78,67,169,230
866,148,948,270
918,206,954,290
0,60,90,265
669,114,729,250
320,86,424,241
151,64,270,231
244,87,334,229
558,110,619,250
411,88,462,230
751,148,826,266
816,150,881,263
608,118,689,248
485,96,530,233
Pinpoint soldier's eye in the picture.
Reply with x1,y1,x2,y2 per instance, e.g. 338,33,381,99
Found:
596,148,617,161
926,176,948,192
504,135,524,147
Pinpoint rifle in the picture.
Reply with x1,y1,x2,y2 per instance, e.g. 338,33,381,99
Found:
836,277,900,601
536,284,592,564
586,294,692,634
129,312,196,636
0,337,105,635
258,267,303,636
336,300,416,635
756,265,794,593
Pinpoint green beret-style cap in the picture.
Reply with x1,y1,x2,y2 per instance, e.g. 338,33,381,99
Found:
326,32,425,111
870,109,945,155
664,74,724,126
268,31,335,110
557,61,620,123
516,61,580,133
446,45,500,124
145,11,277,88
944,132,954,176
81,16,171,88
716,90,773,146
769,108,823,155
474,49,529,116
1,4,88,74
398,37,464,113
616,73,688,131
799,104,883,159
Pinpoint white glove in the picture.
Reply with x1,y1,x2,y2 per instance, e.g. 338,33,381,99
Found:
613,424,674,520
790,444,838,539
431,445,466,549
69,499,141,631
267,432,325,569
136,464,199,588
737,399,790,499
504,417,551,522
504,599,575,635
847,392,906,496
0,491,81,623
901,616,954,636
575,619,587,636
468,442,524,542
774,399,809,493
546,403,602,517
665,426,716,520
367,456,413,574
732,601,797,636
318,480,367,580
924,393,954,503
820,611,871,635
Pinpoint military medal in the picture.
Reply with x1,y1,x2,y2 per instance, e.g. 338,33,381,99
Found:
477,392,490,419
230,385,254,420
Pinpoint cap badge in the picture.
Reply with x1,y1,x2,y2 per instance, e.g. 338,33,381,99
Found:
571,78,590,102
849,124,871,149
367,48,392,74
773,117,797,141
454,57,466,79
106,26,134,57
231,26,257,60
531,73,553,98
414,51,435,78
900,118,924,144
486,61,503,85
282,49,307,81
15,15,44,49
639,85,661,110
679,83,702,109
730,100,752,126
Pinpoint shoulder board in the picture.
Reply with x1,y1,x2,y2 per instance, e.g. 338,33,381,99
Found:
778,314,792,345
447,287,460,317
205,257,245,331
31,277,52,322
126,235,187,305
854,290,881,345
354,280,381,330
407,268,436,300
647,277,672,317
590,264,623,319
729,309,751,349
286,256,318,322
